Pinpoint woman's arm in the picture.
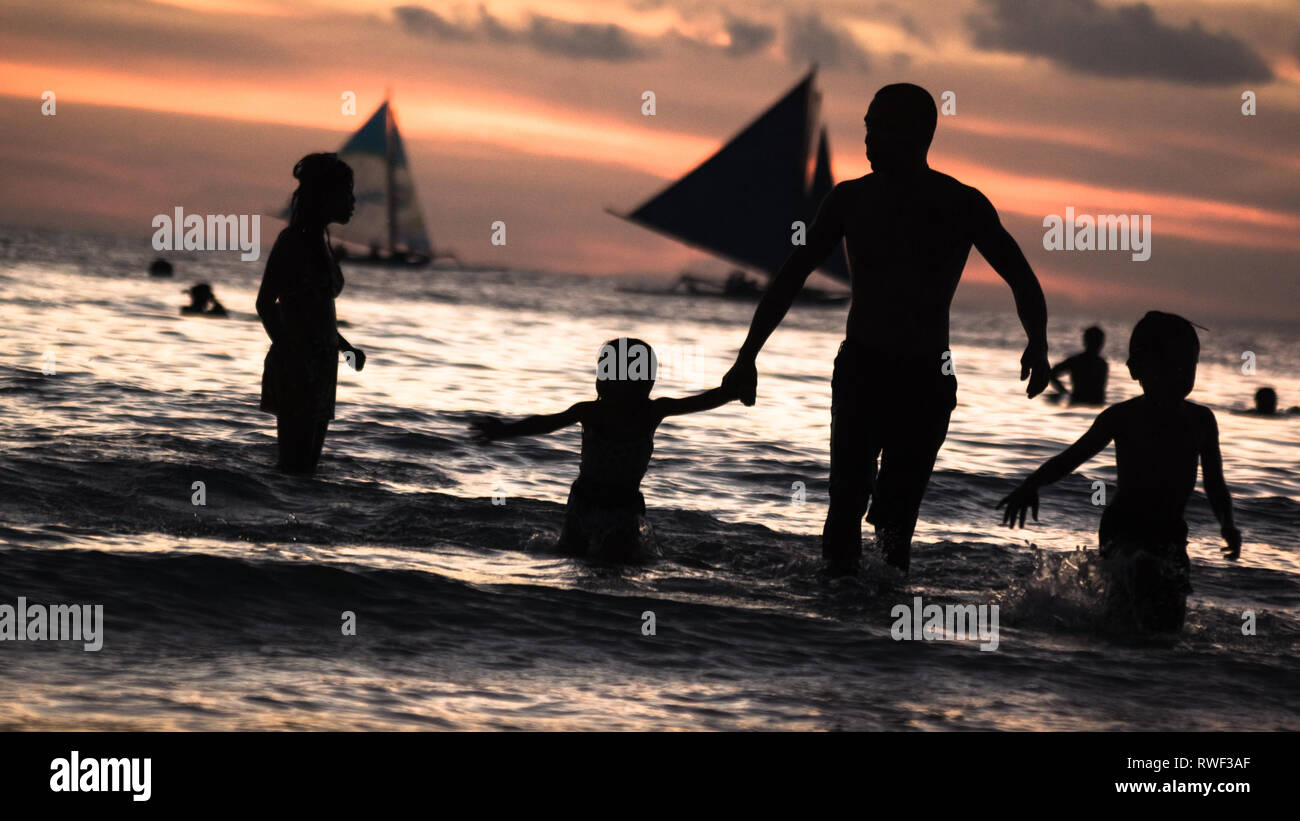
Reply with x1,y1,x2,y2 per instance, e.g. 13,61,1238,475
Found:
256,237,289,343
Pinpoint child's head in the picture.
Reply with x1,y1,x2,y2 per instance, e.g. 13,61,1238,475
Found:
1255,387,1278,415
1126,311,1199,399
1083,325,1105,353
595,337,657,401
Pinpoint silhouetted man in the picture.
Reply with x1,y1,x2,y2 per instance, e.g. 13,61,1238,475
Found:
723,83,1050,575
1049,326,1108,405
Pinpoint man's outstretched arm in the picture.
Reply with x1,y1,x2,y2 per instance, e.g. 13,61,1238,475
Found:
970,190,1051,397
724,186,847,405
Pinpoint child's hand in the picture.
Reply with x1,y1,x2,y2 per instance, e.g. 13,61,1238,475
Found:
472,417,505,442
996,483,1039,529
1221,525,1242,560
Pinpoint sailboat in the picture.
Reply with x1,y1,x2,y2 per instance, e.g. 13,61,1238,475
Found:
609,68,850,304
310,100,458,268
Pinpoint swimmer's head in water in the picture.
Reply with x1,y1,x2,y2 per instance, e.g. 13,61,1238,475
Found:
595,337,657,401
865,84,937,172
290,153,355,228
1127,311,1200,399
1084,325,1105,353
186,283,214,303
1255,387,1278,415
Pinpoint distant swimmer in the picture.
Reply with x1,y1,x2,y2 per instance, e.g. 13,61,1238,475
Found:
1048,325,1108,405
473,337,739,562
998,312,1241,632
1236,387,1300,417
149,258,174,278
180,283,228,317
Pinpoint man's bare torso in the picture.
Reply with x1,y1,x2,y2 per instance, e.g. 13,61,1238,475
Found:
829,169,987,357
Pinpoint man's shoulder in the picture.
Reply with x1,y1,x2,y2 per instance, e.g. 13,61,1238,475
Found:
833,176,868,196
937,172,990,207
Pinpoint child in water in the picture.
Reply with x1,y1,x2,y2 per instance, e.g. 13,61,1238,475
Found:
473,338,737,561
997,311,1241,631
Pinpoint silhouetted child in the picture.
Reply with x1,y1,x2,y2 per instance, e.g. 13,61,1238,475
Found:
1048,325,1107,405
998,311,1241,631
473,337,737,561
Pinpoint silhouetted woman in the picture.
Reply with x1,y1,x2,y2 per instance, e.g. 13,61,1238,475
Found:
257,153,366,473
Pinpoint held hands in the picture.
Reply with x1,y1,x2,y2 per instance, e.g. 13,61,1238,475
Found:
722,356,758,406
996,482,1039,528
1221,525,1242,561
1020,340,1050,398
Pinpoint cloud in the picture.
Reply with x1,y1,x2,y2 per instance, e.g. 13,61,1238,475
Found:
392,6,476,41
784,11,870,70
968,0,1273,85
393,5,645,61
525,16,646,61
722,15,776,57
393,4,786,62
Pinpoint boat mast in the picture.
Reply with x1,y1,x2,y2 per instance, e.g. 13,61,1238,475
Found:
385,97,397,257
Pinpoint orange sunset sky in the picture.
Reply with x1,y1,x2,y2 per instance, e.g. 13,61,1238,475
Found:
2,0,1298,318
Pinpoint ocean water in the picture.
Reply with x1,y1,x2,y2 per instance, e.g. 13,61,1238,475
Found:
0,226,1297,731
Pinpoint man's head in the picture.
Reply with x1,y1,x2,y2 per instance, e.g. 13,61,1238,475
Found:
865,83,937,172
1083,325,1105,353
1126,311,1199,400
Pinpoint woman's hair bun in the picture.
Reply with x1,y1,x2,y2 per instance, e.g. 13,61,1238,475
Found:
293,152,343,182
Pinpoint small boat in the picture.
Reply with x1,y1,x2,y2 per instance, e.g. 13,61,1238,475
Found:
608,67,851,300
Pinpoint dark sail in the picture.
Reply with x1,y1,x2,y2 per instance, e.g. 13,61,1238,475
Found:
612,69,849,283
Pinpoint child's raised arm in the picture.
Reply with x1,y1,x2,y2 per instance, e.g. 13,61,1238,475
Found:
652,386,736,420
473,402,591,442
1198,407,1241,559
997,407,1118,528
